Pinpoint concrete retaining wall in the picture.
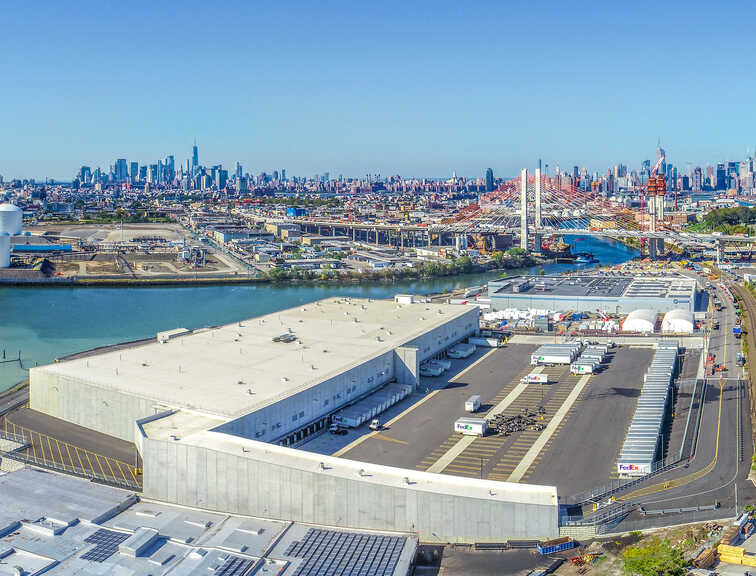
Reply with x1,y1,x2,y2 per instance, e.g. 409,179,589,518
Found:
142,436,558,543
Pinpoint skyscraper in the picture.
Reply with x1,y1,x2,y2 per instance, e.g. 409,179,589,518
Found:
485,168,494,192
656,139,666,175
130,162,139,183
114,159,128,183
192,141,199,171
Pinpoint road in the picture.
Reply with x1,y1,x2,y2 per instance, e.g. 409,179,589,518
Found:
612,276,755,518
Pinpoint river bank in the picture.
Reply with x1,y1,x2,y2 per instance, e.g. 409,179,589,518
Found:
0,235,639,393
0,254,544,287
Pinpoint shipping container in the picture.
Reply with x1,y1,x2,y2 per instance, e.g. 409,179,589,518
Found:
448,343,475,359
455,417,487,436
521,373,549,384
469,337,501,348
465,395,481,412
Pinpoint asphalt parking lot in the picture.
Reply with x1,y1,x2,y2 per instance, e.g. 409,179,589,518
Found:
334,344,539,470
0,406,141,490
523,347,652,495
337,344,668,495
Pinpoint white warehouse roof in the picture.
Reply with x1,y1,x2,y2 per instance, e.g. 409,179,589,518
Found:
32,297,476,419
621,309,658,333
661,308,694,334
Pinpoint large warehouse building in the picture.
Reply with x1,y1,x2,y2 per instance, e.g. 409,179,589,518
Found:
487,275,697,314
30,296,559,543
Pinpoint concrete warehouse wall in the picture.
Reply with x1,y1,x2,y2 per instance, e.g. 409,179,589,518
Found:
214,351,396,443
393,346,419,388
142,436,559,543
490,294,693,314
30,369,157,442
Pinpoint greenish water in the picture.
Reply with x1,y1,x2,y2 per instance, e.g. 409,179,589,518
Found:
0,235,638,391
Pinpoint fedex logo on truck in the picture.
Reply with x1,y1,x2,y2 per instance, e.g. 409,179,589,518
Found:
619,464,639,472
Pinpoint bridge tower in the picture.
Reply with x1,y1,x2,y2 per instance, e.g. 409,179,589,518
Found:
533,167,542,253
520,168,528,250
535,167,542,229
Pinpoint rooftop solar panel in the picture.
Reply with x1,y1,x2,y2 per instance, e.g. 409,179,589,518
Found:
216,555,256,576
80,528,131,562
287,529,406,576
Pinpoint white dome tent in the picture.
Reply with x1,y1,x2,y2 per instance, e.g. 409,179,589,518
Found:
661,309,694,334
621,309,658,333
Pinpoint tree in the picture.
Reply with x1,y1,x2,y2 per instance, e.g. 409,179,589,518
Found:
622,539,685,576
506,247,527,258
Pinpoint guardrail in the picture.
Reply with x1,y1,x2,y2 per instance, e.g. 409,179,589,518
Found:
560,502,637,527
567,377,706,507
0,430,141,492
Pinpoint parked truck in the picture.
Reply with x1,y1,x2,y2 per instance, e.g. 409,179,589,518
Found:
520,373,550,384
734,325,742,339
465,395,481,412
454,417,487,436
469,337,501,348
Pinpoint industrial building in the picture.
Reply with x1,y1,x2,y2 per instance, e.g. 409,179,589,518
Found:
487,274,698,314
0,467,418,575
30,296,559,543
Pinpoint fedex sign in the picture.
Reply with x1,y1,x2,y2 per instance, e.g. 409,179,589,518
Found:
617,462,650,477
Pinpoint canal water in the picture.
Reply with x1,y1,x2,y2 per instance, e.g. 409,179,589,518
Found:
0,235,638,391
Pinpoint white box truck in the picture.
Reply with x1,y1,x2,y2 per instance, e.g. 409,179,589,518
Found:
455,417,487,436
465,395,481,412
469,337,501,348
570,362,598,375
521,373,549,384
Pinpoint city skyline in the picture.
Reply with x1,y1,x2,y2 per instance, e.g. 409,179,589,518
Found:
3,1,756,179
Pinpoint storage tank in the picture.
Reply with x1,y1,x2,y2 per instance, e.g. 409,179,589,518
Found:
0,235,9,268
0,204,22,236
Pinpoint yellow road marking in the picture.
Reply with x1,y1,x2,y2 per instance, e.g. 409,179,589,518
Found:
104,457,117,480
84,450,95,475
508,374,591,482
46,436,55,465
115,460,128,483
374,434,409,446
619,380,724,501
75,447,85,471
333,389,441,457
94,454,106,478
64,443,74,469
55,438,64,466
36,432,45,464
448,348,498,383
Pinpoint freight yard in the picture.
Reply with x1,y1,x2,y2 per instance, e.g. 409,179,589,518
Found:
1,267,754,559
318,339,702,495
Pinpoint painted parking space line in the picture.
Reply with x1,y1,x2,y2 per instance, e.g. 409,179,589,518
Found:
507,374,591,483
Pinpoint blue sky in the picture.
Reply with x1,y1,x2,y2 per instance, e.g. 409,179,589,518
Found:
2,0,755,180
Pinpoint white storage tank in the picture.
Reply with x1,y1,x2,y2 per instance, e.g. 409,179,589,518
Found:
661,309,694,334
0,234,9,268
621,309,658,333
0,204,22,236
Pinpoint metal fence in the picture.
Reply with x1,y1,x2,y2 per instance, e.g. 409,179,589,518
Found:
0,430,141,492
566,378,707,507
598,506,738,535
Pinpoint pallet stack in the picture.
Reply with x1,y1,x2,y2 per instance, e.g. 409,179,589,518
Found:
692,548,715,569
